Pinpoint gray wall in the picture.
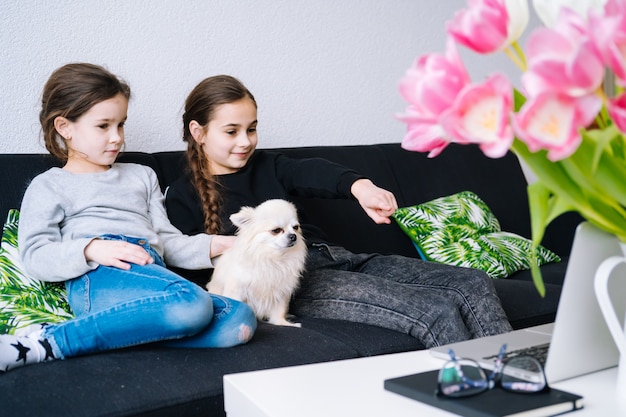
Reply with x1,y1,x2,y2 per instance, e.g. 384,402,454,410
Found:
1,0,526,153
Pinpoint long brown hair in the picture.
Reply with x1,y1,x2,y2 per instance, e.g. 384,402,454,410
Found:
39,63,131,162
182,75,257,234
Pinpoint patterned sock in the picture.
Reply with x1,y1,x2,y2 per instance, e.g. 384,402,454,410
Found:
0,328,56,372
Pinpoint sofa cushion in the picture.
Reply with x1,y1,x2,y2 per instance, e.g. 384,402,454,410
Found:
0,209,73,334
492,277,563,329
0,318,422,417
392,191,560,278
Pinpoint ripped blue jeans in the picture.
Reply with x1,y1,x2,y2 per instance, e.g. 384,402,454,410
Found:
43,235,256,359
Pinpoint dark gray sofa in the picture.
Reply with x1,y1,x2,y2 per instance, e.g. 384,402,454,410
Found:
0,143,582,417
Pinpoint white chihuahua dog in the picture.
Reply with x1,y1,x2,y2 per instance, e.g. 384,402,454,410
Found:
207,199,307,327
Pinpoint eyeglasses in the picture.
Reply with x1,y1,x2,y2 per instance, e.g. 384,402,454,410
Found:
437,344,549,398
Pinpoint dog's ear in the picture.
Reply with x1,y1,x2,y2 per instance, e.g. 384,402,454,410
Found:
230,206,255,228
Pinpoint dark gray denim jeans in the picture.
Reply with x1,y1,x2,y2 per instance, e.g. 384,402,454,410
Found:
291,243,512,348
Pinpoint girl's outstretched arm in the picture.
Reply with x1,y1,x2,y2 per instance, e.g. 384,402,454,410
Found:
350,179,398,224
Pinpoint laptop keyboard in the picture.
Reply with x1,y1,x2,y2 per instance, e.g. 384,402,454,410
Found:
483,343,550,366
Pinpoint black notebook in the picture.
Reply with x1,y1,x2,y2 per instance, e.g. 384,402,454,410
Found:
384,370,584,417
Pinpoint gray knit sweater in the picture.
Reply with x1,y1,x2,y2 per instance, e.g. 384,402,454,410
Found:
18,163,214,282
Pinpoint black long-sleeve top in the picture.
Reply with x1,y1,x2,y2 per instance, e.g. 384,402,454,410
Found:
165,150,365,244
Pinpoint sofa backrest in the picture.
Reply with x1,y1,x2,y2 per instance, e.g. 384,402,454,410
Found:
275,143,533,258
0,153,166,228
272,143,580,258
0,143,580,259
1,154,61,223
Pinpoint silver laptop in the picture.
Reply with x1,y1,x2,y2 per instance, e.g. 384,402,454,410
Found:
430,221,626,383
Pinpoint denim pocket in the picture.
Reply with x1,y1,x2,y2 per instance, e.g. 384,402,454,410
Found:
66,275,91,316
308,243,356,271
311,243,334,261
98,234,165,267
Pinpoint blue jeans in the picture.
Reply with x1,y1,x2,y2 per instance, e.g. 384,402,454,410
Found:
43,235,256,359
292,244,513,348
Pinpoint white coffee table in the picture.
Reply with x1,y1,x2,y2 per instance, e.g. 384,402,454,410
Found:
224,349,622,416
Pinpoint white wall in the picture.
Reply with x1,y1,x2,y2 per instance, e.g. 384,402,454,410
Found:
0,0,525,154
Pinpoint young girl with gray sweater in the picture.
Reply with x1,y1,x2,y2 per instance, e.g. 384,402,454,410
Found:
0,63,256,373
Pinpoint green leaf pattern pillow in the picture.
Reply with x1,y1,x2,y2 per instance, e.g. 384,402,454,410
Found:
0,209,73,335
393,191,560,279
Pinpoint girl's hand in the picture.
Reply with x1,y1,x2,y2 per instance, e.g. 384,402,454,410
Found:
210,235,237,258
84,239,154,270
350,179,398,224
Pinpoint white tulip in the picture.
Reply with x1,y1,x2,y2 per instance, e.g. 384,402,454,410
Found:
532,0,608,27
505,0,530,44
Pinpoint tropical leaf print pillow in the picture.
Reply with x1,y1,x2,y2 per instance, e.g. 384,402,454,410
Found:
0,209,73,335
392,191,560,279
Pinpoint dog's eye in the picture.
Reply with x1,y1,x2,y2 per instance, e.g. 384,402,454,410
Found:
271,228,283,235
293,225,300,231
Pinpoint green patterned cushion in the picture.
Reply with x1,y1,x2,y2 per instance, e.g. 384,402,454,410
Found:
392,191,560,278
0,209,73,334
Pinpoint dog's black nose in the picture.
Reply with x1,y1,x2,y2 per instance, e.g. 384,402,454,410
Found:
288,233,297,242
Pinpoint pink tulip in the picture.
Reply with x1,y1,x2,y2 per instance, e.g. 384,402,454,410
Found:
589,0,626,86
398,110,451,157
608,92,626,132
441,73,514,158
513,92,602,160
522,8,604,97
398,39,471,157
447,0,528,54
398,39,470,115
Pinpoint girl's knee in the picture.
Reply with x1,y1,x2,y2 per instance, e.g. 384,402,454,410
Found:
454,268,494,292
167,291,214,335
222,302,257,346
238,321,256,344
235,303,257,343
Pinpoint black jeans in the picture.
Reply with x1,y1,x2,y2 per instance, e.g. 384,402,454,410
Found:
291,244,512,348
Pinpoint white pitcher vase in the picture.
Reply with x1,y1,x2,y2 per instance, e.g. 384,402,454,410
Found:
594,241,626,408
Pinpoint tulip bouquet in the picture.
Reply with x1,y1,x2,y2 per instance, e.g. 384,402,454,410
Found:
397,0,626,295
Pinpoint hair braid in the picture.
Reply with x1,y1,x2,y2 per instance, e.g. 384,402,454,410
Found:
186,140,223,234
